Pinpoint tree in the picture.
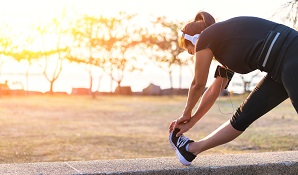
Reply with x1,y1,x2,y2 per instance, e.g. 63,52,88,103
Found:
95,13,144,93
0,23,14,81
273,0,298,29
145,16,193,93
71,15,107,96
34,18,70,94
12,49,44,93
1,25,44,93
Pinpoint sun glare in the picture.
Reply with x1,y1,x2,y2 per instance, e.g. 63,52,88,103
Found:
0,0,64,24
0,0,153,37
0,0,289,93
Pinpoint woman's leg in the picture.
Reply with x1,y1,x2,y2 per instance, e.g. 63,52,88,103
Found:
280,39,298,112
188,75,289,155
188,120,241,155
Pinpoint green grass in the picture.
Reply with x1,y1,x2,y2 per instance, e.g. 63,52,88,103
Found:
0,95,297,163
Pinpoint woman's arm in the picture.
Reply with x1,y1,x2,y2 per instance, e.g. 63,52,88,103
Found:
173,75,229,136
182,49,213,117
190,76,229,125
171,48,213,135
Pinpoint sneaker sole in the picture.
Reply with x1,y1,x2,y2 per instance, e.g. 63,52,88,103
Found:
169,132,192,166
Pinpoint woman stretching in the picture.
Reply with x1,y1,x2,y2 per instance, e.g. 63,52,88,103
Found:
169,11,298,166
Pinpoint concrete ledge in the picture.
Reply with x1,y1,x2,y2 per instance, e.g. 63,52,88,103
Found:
0,151,297,175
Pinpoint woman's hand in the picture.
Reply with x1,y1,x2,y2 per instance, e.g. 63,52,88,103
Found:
168,115,191,135
175,120,194,137
176,115,191,125
168,120,177,133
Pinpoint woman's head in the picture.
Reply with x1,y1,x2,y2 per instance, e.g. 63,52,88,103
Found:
179,11,215,54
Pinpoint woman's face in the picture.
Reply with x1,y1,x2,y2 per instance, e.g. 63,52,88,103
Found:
186,44,195,55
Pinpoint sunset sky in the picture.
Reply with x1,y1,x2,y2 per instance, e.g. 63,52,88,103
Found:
0,0,288,23
0,0,290,93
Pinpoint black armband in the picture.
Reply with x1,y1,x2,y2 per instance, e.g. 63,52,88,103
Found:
214,65,234,89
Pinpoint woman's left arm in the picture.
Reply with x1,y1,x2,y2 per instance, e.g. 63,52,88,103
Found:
183,49,213,114
170,48,213,135
182,48,213,118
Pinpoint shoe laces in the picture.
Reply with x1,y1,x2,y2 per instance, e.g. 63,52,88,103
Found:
177,134,189,148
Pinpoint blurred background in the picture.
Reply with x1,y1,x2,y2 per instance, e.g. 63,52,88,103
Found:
0,0,296,96
0,0,297,163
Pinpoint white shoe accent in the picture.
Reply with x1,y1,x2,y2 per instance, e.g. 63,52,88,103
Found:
169,132,192,166
177,135,189,148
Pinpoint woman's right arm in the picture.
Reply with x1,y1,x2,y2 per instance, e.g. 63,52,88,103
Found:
173,76,229,135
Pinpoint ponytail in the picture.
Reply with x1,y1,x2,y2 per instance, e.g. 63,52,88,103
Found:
194,11,215,28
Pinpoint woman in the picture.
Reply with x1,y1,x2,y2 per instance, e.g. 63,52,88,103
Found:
168,11,298,166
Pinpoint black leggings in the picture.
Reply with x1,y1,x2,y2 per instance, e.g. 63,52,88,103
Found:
230,37,298,131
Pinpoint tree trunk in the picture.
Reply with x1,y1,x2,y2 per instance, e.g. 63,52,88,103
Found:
179,65,182,89
25,66,30,95
89,74,93,96
49,81,54,95
169,71,174,95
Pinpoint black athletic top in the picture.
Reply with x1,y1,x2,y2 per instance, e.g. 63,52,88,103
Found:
196,17,279,74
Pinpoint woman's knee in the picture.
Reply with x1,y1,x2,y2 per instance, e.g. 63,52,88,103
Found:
230,109,250,132
281,58,298,111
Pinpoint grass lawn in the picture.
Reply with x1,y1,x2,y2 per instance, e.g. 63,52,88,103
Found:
0,94,297,163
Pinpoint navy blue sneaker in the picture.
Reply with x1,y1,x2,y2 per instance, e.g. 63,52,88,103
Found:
169,128,196,166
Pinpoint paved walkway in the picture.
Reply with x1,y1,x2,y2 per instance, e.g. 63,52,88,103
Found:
0,151,297,175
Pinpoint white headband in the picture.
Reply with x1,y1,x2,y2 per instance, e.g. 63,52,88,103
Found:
181,32,200,45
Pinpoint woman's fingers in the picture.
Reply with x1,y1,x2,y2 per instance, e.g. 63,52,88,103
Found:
176,129,183,137
169,116,191,135
168,120,177,133
175,122,191,137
